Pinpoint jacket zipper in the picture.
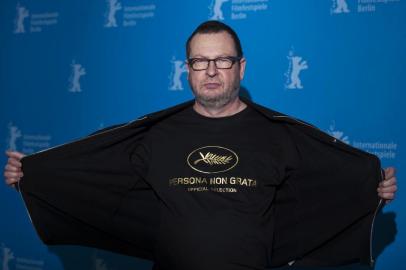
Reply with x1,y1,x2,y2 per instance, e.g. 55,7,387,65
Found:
369,169,385,266
17,179,37,230
272,115,317,129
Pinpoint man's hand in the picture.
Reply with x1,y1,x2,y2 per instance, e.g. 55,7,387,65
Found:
378,167,397,204
4,151,26,188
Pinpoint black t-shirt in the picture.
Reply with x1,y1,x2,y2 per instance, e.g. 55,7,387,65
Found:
131,105,300,270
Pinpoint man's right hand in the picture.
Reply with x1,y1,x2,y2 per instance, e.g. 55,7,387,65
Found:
4,151,26,188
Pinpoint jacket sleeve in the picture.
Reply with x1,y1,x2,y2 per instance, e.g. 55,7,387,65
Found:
270,124,383,267
18,123,160,260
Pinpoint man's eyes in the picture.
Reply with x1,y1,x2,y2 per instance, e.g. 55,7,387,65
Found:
193,58,231,62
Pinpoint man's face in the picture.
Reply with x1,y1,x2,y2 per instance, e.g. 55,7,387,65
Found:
187,32,246,108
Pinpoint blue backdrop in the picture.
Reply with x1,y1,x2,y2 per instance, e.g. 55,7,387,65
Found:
1,0,404,269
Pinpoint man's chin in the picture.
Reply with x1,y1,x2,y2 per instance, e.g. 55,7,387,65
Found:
195,94,234,109
191,86,239,108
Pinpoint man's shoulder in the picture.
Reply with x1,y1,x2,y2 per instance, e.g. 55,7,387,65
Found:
241,97,316,128
131,99,195,125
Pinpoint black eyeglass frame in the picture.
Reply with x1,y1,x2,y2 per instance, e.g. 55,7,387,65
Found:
187,56,243,71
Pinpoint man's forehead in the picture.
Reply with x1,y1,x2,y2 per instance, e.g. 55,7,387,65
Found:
189,32,237,57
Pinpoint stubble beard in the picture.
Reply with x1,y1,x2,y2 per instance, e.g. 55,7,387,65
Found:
191,82,240,109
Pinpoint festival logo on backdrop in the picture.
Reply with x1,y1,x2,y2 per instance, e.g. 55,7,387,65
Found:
285,49,308,90
105,0,122,27
104,0,156,28
13,3,59,33
1,243,14,270
94,258,108,270
327,121,350,144
326,121,398,160
14,4,29,34
169,56,188,91
6,123,53,154
68,60,86,93
92,252,110,270
331,0,350,14
331,0,402,14
6,123,22,151
208,0,270,20
209,0,230,20
1,243,44,270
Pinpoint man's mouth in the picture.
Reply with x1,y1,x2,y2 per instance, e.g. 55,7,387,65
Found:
203,82,221,89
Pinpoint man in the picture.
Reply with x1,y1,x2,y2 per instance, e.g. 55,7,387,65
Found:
4,21,398,270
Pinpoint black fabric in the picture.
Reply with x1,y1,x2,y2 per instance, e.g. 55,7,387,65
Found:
18,97,383,268
132,106,300,269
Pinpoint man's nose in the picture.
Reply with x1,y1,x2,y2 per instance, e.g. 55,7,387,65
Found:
205,60,218,77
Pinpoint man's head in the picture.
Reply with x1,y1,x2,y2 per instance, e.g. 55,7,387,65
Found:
186,21,243,59
185,21,246,109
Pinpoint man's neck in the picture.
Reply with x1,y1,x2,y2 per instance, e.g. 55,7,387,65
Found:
193,97,247,118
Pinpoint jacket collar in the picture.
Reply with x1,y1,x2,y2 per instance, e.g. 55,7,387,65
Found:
131,96,312,128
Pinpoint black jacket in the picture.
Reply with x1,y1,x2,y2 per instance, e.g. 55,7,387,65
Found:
18,98,383,268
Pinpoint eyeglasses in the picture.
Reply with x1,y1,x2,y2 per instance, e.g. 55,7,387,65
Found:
187,56,242,71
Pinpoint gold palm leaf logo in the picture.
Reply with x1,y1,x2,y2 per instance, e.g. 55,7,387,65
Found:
187,146,239,174
194,152,233,165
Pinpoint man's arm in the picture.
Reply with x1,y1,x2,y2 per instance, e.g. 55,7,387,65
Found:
3,151,399,201
2,123,125,188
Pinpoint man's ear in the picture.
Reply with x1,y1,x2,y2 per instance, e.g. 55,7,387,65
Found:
239,57,246,81
185,61,190,81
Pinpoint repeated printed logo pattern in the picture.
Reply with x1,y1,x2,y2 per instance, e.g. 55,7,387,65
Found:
5,123,52,154
105,0,122,27
1,243,44,270
209,0,230,20
169,57,188,91
2,1,403,269
68,60,86,93
285,49,308,89
1,243,14,270
327,121,350,144
331,0,401,14
14,4,29,33
6,123,21,151
208,0,270,20
326,121,398,160
104,0,156,28
331,0,350,14
13,3,59,33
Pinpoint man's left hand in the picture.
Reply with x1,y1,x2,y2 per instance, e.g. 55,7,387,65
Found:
378,167,397,203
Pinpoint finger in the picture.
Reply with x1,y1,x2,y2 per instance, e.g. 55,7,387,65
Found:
379,192,395,200
384,167,396,179
5,177,19,185
5,164,22,172
379,177,397,187
8,158,22,168
5,151,26,160
377,182,397,192
4,171,22,179
378,185,397,193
